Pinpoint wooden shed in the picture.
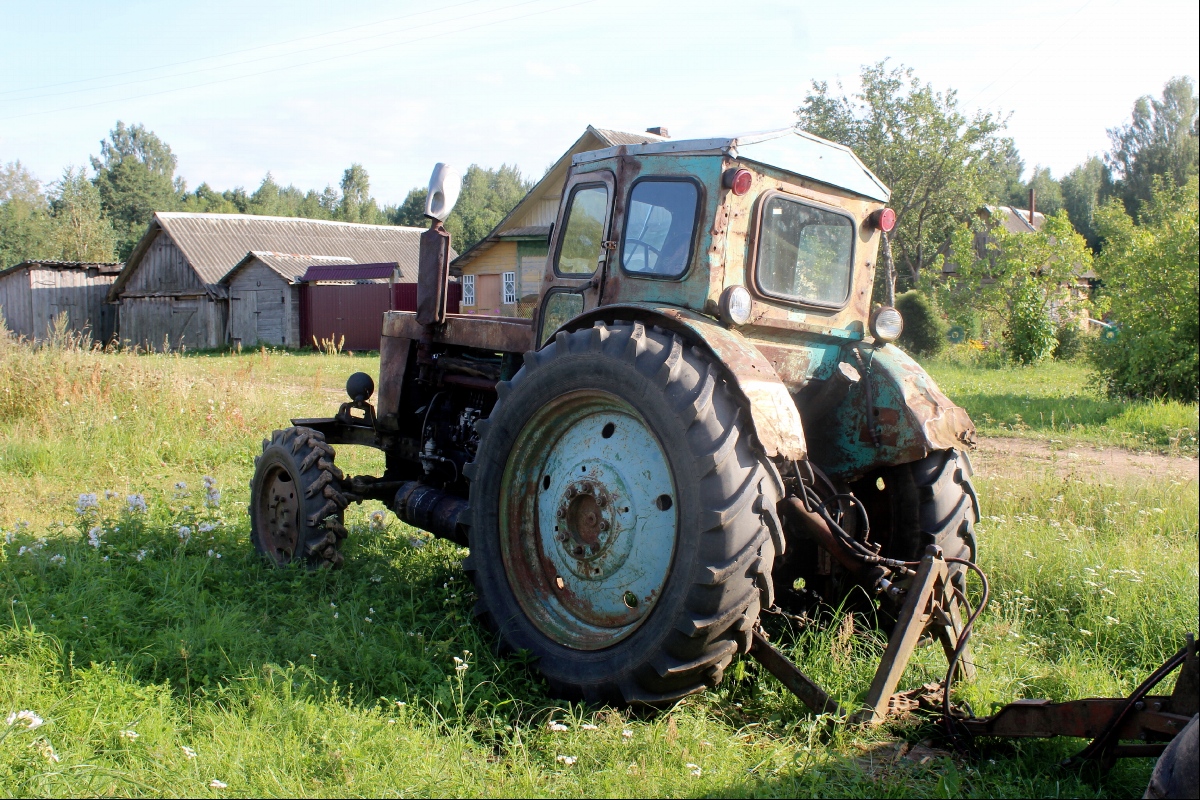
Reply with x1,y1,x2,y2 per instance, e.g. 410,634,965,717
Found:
107,212,425,350
451,126,667,317
224,252,355,347
0,260,121,342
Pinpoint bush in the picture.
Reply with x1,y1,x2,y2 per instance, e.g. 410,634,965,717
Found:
1090,177,1199,402
895,290,947,357
1003,286,1058,364
1053,320,1088,361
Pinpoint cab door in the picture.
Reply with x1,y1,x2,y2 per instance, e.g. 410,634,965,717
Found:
534,169,615,346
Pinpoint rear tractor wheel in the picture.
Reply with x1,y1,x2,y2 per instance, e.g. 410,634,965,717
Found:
249,426,349,568
465,321,782,705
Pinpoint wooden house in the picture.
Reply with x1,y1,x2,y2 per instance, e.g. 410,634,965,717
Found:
451,126,668,317
225,252,355,347
107,212,425,350
0,260,121,342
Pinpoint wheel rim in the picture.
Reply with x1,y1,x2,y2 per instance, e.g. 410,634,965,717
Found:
499,390,677,650
256,464,300,565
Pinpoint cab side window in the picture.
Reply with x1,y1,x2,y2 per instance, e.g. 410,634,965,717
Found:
555,185,610,275
621,179,699,279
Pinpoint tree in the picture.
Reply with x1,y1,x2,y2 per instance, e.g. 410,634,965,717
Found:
940,211,1094,364
90,122,181,258
1060,156,1113,250
389,187,429,228
1010,165,1063,217
796,61,1012,290
0,161,51,268
48,167,117,262
1107,77,1199,214
1090,176,1198,401
443,164,531,252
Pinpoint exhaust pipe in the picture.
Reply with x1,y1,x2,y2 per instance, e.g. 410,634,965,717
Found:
393,481,469,546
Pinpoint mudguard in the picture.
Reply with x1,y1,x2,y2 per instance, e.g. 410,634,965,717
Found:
559,304,807,462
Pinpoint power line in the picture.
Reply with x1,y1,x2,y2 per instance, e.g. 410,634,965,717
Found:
2,0,547,105
0,0,490,98
0,0,598,122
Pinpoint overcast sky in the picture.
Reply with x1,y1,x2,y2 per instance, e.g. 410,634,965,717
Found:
2,0,1197,204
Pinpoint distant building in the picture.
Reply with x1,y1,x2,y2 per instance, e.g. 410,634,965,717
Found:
0,260,121,342
451,126,668,317
107,212,425,349
224,252,356,348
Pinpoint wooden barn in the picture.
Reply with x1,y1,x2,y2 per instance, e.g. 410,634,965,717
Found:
0,260,121,342
452,126,668,317
107,212,425,350
224,252,356,348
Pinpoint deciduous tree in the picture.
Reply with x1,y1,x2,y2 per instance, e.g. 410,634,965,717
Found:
49,167,117,263
1107,77,1199,214
90,122,181,258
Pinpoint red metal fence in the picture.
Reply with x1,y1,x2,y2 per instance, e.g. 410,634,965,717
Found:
300,282,461,351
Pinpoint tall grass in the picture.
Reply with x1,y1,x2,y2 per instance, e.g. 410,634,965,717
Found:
1,332,1195,797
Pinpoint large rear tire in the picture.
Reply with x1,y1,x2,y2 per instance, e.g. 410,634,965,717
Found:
249,426,348,568
464,321,782,705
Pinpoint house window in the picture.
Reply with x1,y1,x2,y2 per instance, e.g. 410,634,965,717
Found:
502,271,517,305
462,274,475,306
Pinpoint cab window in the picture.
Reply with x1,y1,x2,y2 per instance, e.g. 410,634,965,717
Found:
756,194,854,307
555,185,609,275
620,179,699,278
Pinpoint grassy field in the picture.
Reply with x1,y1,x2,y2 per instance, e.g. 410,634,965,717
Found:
1,337,1196,797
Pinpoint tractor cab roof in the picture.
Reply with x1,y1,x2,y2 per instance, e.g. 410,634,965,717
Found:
572,127,890,203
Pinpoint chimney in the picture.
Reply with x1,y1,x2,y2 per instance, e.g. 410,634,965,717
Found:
1028,188,1036,224
646,127,670,138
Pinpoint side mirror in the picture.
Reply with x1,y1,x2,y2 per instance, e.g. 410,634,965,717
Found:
425,163,461,222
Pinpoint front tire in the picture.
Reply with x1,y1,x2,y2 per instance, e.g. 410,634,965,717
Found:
464,321,782,705
249,426,348,568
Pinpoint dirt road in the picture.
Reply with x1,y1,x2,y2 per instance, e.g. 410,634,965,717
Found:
972,436,1199,483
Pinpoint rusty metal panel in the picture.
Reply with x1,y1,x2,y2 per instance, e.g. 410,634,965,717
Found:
304,283,392,351
382,310,533,353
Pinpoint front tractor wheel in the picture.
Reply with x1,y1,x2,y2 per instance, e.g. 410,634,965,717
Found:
465,321,782,705
250,426,348,568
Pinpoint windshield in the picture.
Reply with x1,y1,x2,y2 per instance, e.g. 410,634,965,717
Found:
621,179,698,278
756,195,854,306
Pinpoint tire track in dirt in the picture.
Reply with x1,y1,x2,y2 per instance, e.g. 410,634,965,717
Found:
971,436,1199,483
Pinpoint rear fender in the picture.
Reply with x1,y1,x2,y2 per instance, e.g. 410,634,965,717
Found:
557,304,807,462
804,343,976,479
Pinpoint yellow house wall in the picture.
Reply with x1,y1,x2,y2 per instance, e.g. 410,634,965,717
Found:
459,241,519,316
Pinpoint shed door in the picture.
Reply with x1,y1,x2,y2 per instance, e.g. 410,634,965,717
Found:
254,289,285,345
231,292,255,346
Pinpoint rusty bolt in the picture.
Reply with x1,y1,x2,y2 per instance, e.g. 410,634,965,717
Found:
557,508,565,518
599,520,609,531
597,495,607,507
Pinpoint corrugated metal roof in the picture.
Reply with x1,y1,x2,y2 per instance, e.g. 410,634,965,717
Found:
982,205,1046,233
111,212,427,298
591,127,668,147
234,251,355,283
497,225,551,239
300,262,402,282
0,260,122,279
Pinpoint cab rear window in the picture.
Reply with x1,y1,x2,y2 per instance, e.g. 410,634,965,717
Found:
756,194,854,307
620,179,699,279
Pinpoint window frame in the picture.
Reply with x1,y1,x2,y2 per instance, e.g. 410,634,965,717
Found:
552,181,612,278
537,287,586,346
501,271,517,305
749,189,858,311
618,175,704,282
461,273,476,306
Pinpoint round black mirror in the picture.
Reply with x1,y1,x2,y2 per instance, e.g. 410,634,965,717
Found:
346,372,375,403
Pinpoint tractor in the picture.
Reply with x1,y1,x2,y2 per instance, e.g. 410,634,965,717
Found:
248,130,1196,783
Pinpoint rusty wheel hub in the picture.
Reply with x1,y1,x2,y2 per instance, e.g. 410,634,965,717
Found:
256,465,300,565
500,391,677,650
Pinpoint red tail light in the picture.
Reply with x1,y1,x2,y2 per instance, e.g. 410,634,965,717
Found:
870,208,896,232
723,168,753,196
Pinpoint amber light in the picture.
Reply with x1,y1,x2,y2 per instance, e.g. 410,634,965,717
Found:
723,168,753,196
870,207,896,232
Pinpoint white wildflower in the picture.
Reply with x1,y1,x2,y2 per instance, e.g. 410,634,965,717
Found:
330,602,337,608
581,723,598,730
17,546,29,556
453,655,468,675
209,779,227,789
202,476,216,490
50,554,66,565
76,493,99,514
1079,628,1093,636
369,510,386,530
126,494,147,513
333,612,338,619
181,745,197,759
364,617,372,623
687,762,702,777
556,755,577,766
175,481,187,491
198,522,216,533
105,490,118,500
395,701,406,708
205,489,221,507
177,525,191,542
6,710,44,729
1105,616,1120,625
119,729,139,740
370,575,382,583
136,549,148,562
41,744,60,763
4,530,13,544
88,527,103,548
408,537,426,548
548,721,569,732
622,729,633,739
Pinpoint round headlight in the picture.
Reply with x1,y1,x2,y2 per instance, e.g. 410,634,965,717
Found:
719,286,753,326
870,306,904,342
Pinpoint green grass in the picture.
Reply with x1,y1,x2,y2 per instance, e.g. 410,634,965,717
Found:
1,338,1196,797
926,358,1199,456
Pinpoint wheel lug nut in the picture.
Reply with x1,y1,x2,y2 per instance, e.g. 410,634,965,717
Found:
599,520,608,531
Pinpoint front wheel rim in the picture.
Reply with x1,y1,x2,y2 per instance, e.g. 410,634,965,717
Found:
256,463,300,565
499,390,678,651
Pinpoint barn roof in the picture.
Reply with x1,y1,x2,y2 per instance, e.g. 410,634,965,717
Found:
299,262,404,282
0,260,122,279
226,251,355,284
109,212,426,300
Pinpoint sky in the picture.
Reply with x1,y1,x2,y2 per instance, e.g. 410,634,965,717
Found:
2,0,1197,205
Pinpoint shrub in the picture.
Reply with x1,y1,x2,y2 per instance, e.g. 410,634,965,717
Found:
1053,320,1088,361
1003,285,1058,364
895,290,947,357
1090,177,1199,402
